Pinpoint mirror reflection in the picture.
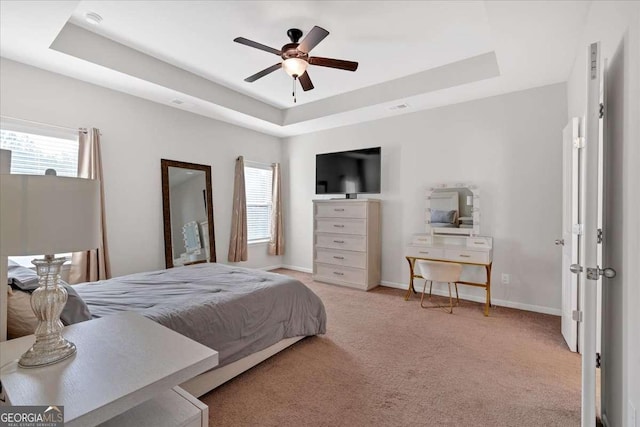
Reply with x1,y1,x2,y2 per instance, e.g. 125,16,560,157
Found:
162,160,216,268
427,185,478,236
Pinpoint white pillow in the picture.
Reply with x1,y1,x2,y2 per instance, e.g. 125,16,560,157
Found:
6,284,38,339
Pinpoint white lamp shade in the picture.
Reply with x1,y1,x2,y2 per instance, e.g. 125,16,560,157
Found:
0,175,100,256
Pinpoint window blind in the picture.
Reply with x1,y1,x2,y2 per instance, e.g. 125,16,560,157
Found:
0,129,78,177
245,165,273,242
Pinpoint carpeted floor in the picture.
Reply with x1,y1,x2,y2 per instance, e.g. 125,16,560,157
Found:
200,269,581,426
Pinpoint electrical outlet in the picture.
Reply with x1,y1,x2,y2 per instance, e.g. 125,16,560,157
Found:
501,273,510,285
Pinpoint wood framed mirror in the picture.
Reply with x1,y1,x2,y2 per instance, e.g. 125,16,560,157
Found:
161,159,216,268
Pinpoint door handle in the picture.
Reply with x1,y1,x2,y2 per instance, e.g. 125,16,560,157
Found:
555,239,565,246
570,264,583,274
587,267,617,280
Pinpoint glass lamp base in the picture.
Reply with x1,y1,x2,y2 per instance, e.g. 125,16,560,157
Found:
18,255,77,369
18,339,76,368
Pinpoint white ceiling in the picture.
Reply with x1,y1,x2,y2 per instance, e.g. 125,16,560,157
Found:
0,1,591,137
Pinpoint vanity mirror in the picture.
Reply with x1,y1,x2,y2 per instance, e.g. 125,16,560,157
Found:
161,159,216,268
426,183,480,236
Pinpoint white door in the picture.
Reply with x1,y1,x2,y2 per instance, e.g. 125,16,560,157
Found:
560,118,580,352
576,41,612,427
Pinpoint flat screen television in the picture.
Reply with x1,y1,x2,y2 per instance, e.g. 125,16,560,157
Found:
315,147,381,198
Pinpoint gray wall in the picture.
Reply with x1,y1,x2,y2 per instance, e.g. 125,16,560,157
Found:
283,83,567,314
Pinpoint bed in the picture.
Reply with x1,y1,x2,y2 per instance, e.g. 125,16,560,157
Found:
6,262,327,397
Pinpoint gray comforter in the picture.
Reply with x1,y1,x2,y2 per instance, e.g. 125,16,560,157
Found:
74,263,326,366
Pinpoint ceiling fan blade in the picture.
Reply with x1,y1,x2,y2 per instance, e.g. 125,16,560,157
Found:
297,26,329,54
244,63,282,82
309,56,358,72
298,71,314,91
234,37,282,56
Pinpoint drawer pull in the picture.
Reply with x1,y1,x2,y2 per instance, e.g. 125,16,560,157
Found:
333,272,344,276
473,242,484,245
334,208,345,212
333,224,345,228
333,240,345,243
333,256,345,260
419,251,430,254
459,254,471,258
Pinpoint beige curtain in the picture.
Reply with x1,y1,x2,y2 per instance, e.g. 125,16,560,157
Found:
69,128,111,284
268,163,284,256
228,156,248,262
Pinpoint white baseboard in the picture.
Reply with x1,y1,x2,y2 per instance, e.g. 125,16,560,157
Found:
380,280,561,316
257,264,284,271
280,265,313,274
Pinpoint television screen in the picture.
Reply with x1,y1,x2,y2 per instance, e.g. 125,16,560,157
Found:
316,147,381,195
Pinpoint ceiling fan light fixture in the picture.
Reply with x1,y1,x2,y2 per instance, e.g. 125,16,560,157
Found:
282,58,308,78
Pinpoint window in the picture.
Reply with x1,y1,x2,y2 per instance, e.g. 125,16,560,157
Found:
0,128,78,177
1,125,79,265
245,164,273,243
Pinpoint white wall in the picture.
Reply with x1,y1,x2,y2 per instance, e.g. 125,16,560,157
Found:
0,58,283,276
566,2,640,426
283,83,567,314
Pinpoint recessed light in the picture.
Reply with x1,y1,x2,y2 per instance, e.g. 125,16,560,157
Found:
85,12,103,25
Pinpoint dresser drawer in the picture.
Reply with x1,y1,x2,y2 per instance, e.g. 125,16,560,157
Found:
444,248,490,264
315,263,366,285
316,218,366,235
316,233,366,252
411,233,433,246
467,237,493,249
315,248,366,269
406,245,445,259
315,202,367,219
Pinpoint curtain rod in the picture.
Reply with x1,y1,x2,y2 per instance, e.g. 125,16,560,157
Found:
0,115,87,134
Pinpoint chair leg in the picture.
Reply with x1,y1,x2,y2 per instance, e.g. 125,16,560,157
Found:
447,282,453,314
455,283,460,306
420,279,428,308
429,280,433,298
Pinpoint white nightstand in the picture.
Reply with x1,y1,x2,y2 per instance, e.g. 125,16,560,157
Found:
0,313,218,427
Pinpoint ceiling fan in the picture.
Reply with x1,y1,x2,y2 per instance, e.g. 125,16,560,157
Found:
234,26,358,102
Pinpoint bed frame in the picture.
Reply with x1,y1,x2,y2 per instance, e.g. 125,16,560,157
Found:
181,336,305,397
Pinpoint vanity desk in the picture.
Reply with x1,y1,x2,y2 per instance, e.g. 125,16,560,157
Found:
405,183,494,316
405,234,493,316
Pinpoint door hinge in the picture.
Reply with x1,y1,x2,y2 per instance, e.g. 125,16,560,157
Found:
596,352,601,368
599,103,604,119
597,228,603,244
572,310,583,322
573,136,585,149
572,224,584,235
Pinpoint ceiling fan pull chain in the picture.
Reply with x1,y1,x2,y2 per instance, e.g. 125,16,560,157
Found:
292,76,297,103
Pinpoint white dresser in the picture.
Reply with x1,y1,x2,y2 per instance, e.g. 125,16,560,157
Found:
313,199,381,291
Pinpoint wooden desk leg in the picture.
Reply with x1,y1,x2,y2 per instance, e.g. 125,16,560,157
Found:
404,257,417,301
484,263,492,317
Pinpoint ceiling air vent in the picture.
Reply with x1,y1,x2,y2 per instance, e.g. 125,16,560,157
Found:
171,99,184,105
389,103,409,111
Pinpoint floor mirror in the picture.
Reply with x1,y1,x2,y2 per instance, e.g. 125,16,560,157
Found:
161,159,216,268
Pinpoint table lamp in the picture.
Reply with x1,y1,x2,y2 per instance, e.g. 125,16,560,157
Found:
0,174,100,368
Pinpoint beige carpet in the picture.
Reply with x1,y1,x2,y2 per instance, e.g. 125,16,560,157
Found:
200,269,581,426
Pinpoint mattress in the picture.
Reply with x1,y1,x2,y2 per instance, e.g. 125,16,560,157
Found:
74,263,327,366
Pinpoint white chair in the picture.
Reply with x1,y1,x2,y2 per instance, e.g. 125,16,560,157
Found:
416,260,462,314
